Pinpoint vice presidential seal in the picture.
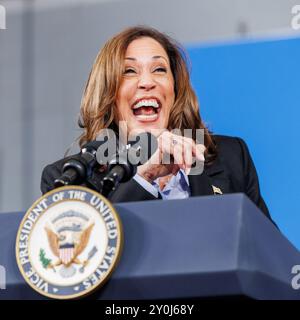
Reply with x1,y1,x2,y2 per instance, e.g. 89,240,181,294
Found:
15,186,123,299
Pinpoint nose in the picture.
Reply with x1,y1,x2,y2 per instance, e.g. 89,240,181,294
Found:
138,72,156,91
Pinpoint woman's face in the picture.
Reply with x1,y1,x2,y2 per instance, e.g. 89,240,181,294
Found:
116,37,175,135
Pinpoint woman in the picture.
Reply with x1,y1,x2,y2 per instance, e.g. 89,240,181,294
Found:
41,26,273,222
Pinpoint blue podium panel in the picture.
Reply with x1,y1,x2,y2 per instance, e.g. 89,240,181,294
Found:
0,194,299,300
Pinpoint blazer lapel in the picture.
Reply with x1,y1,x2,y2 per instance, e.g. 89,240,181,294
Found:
188,156,232,197
188,171,215,196
204,157,232,195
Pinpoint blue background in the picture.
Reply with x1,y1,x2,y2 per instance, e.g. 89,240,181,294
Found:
187,36,300,250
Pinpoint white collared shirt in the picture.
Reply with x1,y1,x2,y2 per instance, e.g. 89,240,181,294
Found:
133,170,191,200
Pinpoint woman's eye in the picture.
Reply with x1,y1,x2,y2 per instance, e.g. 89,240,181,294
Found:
154,67,167,73
124,68,136,74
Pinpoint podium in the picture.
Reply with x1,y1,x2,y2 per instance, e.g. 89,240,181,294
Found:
0,193,300,300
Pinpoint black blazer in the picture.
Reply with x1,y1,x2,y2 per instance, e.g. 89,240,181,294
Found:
40,135,274,223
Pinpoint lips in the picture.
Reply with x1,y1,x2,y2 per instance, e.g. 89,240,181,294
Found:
131,97,162,122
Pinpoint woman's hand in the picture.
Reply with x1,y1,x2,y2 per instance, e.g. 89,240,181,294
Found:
137,131,205,183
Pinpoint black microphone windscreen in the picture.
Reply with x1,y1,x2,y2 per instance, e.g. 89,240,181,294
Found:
127,131,158,164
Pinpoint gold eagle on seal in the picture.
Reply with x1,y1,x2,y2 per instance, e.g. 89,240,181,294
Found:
41,210,96,277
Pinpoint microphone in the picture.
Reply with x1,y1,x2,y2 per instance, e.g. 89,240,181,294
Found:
100,132,158,197
54,140,107,188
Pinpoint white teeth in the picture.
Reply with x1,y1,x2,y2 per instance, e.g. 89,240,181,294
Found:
133,99,160,110
135,114,158,121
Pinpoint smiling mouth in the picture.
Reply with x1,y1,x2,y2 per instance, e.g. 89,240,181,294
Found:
132,98,161,122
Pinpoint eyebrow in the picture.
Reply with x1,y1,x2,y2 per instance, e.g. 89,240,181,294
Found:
125,55,168,63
